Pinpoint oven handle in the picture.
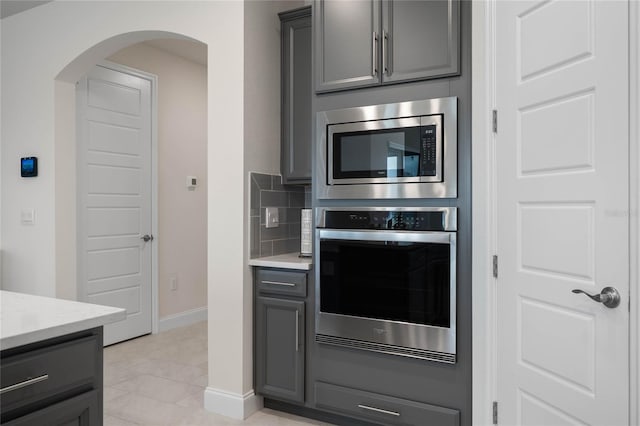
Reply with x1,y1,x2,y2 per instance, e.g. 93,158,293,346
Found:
317,229,452,244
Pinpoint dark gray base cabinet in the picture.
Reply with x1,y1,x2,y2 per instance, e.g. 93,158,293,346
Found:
315,382,459,426
314,0,460,93
255,268,307,404
256,297,305,403
280,6,312,184
4,390,100,426
0,328,103,426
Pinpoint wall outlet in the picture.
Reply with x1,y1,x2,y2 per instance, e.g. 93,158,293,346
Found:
265,207,279,228
169,275,178,291
186,176,198,190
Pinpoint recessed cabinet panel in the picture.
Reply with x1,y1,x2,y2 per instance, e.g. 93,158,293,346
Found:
315,0,381,92
281,7,313,183
382,0,459,83
256,296,305,403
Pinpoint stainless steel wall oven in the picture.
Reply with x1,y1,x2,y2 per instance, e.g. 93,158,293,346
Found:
316,97,458,199
315,207,457,363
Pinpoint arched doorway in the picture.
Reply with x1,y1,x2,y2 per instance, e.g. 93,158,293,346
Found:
3,2,250,419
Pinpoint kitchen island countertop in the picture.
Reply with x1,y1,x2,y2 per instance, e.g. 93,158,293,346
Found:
0,290,126,350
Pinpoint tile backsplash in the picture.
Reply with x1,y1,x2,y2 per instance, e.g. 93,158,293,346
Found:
250,172,310,258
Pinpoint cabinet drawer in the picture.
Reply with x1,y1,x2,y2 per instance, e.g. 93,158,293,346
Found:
0,335,99,415
4,389,100,426
257,269,307,297
315,382,459,426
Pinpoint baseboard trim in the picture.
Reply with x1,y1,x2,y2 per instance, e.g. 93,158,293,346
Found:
158,306,207,333
204,387,263,420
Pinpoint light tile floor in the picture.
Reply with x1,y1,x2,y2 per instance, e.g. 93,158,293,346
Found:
104,321,331,426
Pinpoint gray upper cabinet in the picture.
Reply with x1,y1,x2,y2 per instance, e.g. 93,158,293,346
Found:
315,0,460,93
280,7,312,184
381,0,459,83
314,0,380,92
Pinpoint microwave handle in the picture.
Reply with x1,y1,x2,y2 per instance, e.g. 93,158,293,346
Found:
318,229,452,244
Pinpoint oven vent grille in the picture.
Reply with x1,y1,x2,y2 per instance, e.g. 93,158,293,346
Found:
315,334,456,364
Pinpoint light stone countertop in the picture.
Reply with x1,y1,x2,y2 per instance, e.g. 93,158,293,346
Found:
248,252,313,270
0,290,126,351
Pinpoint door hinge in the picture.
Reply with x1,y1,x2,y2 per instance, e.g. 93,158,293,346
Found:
492,110,498,133
492,255,498,278
493,401,498,424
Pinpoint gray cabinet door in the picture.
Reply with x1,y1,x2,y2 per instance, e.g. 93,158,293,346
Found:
381,0,459,83
4,390,100,426
281,8,312,184
314,0,381,93
256,296,305,403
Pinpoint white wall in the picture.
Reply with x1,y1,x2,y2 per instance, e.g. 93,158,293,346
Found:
54,80,77,301
241,0,304,394
0,0,254,417
108,43,208,320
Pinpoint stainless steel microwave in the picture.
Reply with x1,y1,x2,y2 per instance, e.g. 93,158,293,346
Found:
316,97,457,199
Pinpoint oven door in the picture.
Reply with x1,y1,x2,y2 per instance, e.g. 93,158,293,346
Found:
315,229,456,363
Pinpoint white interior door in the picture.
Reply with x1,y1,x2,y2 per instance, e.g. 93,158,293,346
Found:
77,65,153,346
496,1,629,425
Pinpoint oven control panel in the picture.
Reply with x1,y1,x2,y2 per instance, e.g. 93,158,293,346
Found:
323,210,445,231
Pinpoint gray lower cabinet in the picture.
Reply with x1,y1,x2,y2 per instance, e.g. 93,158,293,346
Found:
4,390,100,426
255,268,307,404
315,382,460,426
314,0,460,93
0,328,103,426
280,6,312,184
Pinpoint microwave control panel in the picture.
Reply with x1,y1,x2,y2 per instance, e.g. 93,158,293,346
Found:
421,125,438,177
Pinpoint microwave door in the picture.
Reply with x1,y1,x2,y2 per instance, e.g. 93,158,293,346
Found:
328,117,421,186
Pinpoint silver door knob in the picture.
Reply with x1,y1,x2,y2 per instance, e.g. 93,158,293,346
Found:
140,234,154,242
571,286,620,308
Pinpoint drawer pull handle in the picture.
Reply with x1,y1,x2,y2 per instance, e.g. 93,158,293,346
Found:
0,374,49,395
262,280,296,287
357,404,401,417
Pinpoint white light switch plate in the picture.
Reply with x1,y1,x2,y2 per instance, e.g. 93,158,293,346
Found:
21,208,35,225
265,207,279,228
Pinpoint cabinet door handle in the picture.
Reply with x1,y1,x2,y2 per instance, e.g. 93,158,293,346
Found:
261,280,295,287
295,309,299,352
0,374,49,395
372,32,378,77
357,404,401,417
382,31,389,75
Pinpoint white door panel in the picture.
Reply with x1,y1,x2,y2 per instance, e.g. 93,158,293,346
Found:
87,121,140,155
497,1,629,425
78,65,152,346
518,1,593,81
87,208,140,237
